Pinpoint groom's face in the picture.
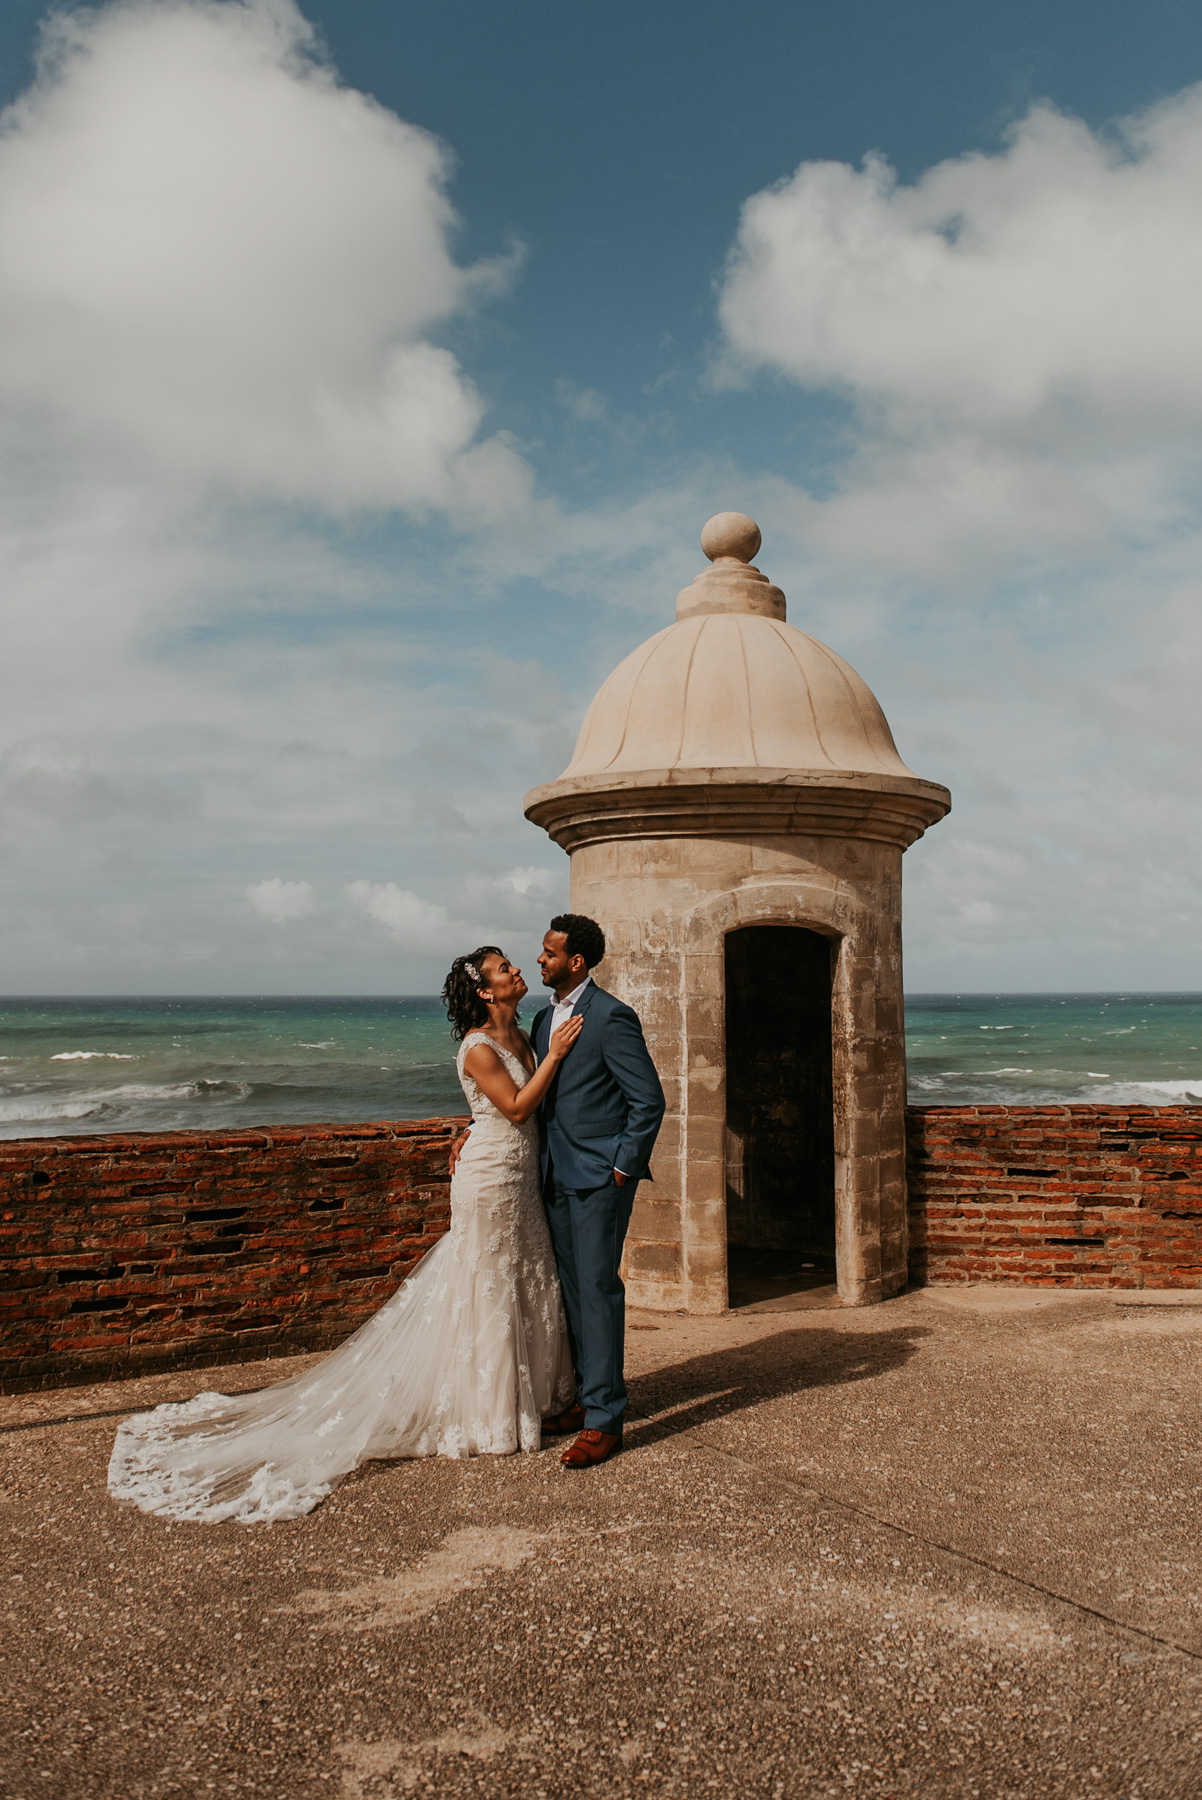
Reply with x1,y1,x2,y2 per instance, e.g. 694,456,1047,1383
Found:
538,929,586,992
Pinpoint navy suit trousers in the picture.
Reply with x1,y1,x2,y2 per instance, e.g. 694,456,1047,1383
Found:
543,1167,636,1435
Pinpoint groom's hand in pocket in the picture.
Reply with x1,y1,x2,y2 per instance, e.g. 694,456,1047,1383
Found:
613,1169,628,1187
449,1126,471,1173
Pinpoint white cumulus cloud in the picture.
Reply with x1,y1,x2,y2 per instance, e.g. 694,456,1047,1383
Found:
721,90,1202,432
0,0,526,514
456,864,565,938
343,866,566,966
247,877,314,923
719,88,1202,576
345,880,454,953
0,0,564,992
711,89,1202,986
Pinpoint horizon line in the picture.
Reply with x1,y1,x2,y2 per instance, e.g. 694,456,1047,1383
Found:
2,990,1202,1003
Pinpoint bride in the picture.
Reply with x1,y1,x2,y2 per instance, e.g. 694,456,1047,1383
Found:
107,948,580,1524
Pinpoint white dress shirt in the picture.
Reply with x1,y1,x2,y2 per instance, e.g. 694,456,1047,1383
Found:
549,974,592,1039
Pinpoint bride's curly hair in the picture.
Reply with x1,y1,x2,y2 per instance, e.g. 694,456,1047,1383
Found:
442,947,503,1041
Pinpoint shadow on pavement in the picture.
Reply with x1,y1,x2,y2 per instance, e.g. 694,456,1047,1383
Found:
624,1321,929,1448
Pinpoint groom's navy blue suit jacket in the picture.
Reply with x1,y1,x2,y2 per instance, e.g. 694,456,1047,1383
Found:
530,982,665,1189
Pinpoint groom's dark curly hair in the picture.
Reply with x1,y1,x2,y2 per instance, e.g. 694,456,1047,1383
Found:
549,913,606,970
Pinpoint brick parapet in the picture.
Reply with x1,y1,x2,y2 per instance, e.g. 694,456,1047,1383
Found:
906,1105,1202,1289
5,1105,1200,1392
0,1118,466,1392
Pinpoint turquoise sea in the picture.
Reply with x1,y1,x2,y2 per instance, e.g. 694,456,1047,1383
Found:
0,993,1200,1139
905,993,1202,1109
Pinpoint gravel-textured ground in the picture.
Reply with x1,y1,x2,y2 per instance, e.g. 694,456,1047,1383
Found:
4,1284,1202,1798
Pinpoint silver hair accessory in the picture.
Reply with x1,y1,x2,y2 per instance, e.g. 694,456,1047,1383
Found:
464,961,481,984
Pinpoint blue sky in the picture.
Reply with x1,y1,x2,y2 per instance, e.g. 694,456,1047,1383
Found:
0,0,1200,992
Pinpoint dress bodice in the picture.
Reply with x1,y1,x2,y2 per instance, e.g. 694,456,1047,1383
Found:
456,1031,534,1127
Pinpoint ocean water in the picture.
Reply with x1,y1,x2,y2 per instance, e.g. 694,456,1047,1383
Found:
906,992,1202,1108
0,997,466,1140
1,992,1200,1140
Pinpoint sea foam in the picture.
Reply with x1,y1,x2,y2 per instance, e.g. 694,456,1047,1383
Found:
0,1081,240,1127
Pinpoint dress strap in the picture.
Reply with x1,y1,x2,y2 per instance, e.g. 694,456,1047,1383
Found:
459,1031,510,1065
458,1032,528,1082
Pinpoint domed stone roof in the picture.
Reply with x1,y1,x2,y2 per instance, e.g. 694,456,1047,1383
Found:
525,513,950,851
562,612,913,781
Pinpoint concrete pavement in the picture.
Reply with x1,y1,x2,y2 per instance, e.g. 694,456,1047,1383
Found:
3,1283,1202,1798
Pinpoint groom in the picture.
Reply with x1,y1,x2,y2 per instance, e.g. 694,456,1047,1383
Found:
532,913,665,1468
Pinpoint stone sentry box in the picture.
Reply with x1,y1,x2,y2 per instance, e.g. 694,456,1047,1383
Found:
524,513,951,1311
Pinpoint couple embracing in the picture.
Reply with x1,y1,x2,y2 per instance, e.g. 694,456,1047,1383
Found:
108,915,665,1524
448,913,665,1471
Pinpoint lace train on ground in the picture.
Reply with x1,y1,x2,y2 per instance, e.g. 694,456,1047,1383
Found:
108,1034,574,1523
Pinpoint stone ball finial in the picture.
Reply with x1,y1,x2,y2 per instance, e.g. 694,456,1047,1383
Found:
700,511,761,564
677,511,782,621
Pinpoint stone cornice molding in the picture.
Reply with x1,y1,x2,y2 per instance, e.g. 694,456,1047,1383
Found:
523,766,951,852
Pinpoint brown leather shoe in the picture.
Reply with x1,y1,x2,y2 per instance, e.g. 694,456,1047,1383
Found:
561,1428,621,1468
540,1403,585,1437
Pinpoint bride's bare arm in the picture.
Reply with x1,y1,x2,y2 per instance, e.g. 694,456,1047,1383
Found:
462,1016,582,1124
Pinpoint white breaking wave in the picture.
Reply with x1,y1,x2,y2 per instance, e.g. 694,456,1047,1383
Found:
0,1080,248,1127
105,1082,213,1101
1080,1078,1202,1105
911,1072,1202,1105
49,1051,136,1061
0,1097,108,1123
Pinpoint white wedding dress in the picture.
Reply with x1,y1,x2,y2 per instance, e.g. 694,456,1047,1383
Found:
108,1034,574,1524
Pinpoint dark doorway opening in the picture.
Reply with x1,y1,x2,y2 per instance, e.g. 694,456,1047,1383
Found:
724,925,836,1309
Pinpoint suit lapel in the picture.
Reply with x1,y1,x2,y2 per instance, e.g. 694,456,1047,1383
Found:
573,980,602,1021
553,981,602,1089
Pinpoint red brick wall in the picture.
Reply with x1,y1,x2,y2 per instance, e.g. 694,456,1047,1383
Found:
907,1106,1202,1289
0,1118,465,1392
6,1106,1201,1392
